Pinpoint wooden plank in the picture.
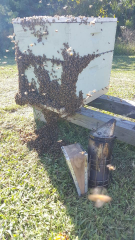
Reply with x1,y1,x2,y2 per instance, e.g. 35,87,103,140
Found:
87,95,135,119
67,107,135,146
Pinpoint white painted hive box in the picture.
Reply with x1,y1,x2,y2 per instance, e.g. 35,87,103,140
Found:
13,16,117,116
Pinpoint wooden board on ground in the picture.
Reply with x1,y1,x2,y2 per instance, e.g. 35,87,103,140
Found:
88,95,135,119
67,107,135,146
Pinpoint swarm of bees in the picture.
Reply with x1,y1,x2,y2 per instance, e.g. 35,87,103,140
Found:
13,15,101,156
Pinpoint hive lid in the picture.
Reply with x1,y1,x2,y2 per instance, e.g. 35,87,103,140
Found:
12,16,117,24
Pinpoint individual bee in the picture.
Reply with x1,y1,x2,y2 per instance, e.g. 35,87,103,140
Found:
89,19,96,25
57,140,62,143
88,187,112,208
87,94,92,97
30,43,34,46
4,56,7,58
55,30,58,32
79,151,86,155
106,164,116,171
63,5,68,10
92,89,96,93
7,35,14,39
6,50,9,52
2,62,7,64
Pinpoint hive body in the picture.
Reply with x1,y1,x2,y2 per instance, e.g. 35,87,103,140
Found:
13,16,117,116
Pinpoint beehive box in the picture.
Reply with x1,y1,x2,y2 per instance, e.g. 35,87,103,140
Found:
13,16,117,119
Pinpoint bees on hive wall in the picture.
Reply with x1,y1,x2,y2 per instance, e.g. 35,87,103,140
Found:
13,15,100,141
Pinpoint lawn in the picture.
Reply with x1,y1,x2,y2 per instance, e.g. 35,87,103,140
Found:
0,55,135,240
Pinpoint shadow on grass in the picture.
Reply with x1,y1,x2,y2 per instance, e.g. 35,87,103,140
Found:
26,119,135,239
112,56,135,71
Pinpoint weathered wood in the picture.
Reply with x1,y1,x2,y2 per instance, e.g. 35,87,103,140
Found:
67,107,135,146
87,95,135,119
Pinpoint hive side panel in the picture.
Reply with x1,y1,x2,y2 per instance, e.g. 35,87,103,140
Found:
69,22,117,55
76,51,113,100
14,23,70,60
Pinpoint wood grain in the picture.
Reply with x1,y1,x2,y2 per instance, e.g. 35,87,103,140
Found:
67,107,135,146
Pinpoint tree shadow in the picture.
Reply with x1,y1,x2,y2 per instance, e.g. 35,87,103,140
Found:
112,56,135,71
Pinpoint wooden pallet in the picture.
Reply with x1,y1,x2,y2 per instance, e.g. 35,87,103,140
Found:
33,95,135,146
67,95,135,146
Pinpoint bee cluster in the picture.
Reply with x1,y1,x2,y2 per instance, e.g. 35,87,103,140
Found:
14,16,100,155
20,17,49,42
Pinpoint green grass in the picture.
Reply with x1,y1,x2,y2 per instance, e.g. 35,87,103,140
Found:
114,43,135,56
0,56,135,240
